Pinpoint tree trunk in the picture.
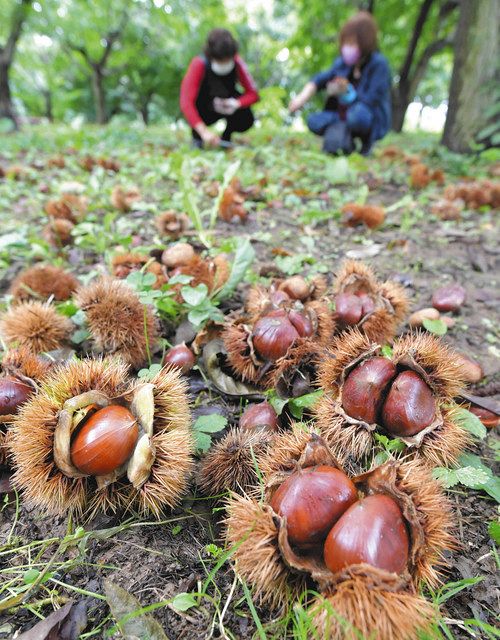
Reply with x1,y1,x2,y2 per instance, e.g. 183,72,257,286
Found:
140,103,149,125
0,61,18,128
43,89,53,122
91,66,107,124
442,0,499,151
391,83,411,132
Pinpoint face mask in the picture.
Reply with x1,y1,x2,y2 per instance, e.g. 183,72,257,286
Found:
211,59,235,76
341,44,361,66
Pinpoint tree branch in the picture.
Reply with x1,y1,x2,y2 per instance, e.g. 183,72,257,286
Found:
410,35,455,96
398,0,436,85
1,0,32,63
98,11,128,67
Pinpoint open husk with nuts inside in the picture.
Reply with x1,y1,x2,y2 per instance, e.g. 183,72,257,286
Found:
315,328,470,466
333,260,409,343
225,429,455,639
8,357,193,518
0,348,53,465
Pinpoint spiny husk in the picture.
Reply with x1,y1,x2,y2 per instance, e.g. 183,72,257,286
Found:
257,424,315,480
393,458,456,588
245,276,329,320
309,575,436,640
334,260,409,342
1,346,53,381
111,253,167,289
175,254,230,294
77,277,158,369
198,428,274,495
43,218,74,247
416,404,471,468
0,301,73,353
392,331,465,400
110,185,141,212
155,210,190,239
9,357,131,514
127,365,193,517
317,327,374,394
271,341,324,397
224,492,308,609
9,264,79,302
315,393,373,465
223,319,263,384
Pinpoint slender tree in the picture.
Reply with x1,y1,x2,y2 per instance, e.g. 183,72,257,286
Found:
0,0,32,127
442,0,500,151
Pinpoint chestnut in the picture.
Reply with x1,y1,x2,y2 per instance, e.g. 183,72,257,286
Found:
239,401,279,432
335,293,363,325
252,310,300,361
357,292,375,316
0,375,34,416
469,405,500,429
270,465,357,548
323,494,409,575
161,242,195,269
432,284,466,312
454,353,483,384
381,370,435,437
269,290,291,307
341,357,397,424
279,276,310,301
288,309,314,338
70,405,139,475
163,343,195,375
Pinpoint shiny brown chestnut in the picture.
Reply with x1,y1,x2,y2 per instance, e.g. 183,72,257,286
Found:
0,375,34,416
279,276,310,301
469,405,500,429
239,401,279,432
341,357,397,424
357,292,375,316
163,343,195,375
432,284,466,312
161,243,195,269
270,465,357,548
288,309,314,338
70,405,139,475
323,494,409,574
335,293,363,325
382,370,435,437
252,310,300,361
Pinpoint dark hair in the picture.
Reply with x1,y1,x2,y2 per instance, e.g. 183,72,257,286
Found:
204,28,238,60
340,11,378,57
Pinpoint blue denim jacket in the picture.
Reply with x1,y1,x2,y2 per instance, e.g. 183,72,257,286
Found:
312,51,391,142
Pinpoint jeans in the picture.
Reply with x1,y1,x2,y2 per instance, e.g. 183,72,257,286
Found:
307,102,374,154
193,100,254,142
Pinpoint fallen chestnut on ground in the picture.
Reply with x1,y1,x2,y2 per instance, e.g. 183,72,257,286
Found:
316,328,470,466
432,283,466,312
239,401,278,432
163,343,195,375
0,376,34,416
226,430,455,638
9,357,193,517
245,275,327,321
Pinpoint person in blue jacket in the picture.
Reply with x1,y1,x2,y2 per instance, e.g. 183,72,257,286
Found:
288,11,391,155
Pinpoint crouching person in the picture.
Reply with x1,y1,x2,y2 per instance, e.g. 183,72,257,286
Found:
180,29,260,148
288,11,391,155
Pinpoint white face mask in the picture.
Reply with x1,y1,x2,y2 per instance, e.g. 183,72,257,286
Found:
211,59,235,76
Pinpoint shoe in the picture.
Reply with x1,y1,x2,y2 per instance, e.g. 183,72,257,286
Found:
191,138,203,149
219,139,234,150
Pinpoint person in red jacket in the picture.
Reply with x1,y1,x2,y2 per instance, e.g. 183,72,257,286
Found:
180,29,259,148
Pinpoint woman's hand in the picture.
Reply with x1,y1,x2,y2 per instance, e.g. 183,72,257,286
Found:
288,82,317,113
195,122,220,147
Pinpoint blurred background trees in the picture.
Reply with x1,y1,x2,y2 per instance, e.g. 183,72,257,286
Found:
1,0,498,151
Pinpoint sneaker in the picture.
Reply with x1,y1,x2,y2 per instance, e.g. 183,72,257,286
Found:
191,138,203,150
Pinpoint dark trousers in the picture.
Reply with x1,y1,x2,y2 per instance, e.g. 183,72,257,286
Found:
307,102,374,155
193,98,254,141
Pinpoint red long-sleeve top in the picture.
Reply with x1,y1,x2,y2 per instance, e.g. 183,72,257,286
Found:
180,55,259,128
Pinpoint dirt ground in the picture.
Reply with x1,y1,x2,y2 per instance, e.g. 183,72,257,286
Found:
0,129,498,639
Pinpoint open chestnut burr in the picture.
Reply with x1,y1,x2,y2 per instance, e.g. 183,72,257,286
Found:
9,357,193,517
225,430,456,639
315,328,470,466
223,298,333,389
332,260,409,343
0,347,52,465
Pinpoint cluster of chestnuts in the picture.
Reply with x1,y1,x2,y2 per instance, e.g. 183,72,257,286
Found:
226,430,455,639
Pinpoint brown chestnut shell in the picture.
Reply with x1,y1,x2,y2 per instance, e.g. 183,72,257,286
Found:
381,370,436,437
